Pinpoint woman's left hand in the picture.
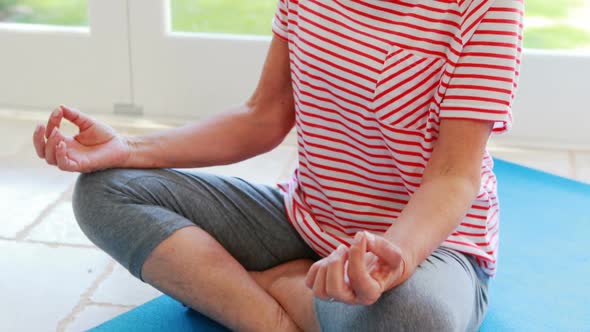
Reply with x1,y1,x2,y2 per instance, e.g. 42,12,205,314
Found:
305,231,407,305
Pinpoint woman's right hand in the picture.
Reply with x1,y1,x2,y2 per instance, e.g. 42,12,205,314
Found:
33,105,131,173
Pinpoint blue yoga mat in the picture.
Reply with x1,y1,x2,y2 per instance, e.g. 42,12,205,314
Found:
92,159,590,331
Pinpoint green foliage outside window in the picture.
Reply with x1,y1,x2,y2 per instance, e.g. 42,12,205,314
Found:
0,0,589,51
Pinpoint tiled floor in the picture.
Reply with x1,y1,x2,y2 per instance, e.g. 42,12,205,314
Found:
1,109,589,332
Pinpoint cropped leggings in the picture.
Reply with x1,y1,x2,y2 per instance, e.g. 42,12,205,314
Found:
72,168,489,332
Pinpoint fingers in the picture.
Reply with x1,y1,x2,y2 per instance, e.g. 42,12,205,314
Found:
306,246,355,303
312,264,329,300
348,232,380,304
34,105,84,172
307,236,392,305
60,104,93,131
56,141,79,172
305,262,320,289
45,107,63,139
365,232,404,269
44,127,66,165
33,124,46,158
325,245,355,302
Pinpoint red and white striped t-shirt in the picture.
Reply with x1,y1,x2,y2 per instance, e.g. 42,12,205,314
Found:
273,0,523,276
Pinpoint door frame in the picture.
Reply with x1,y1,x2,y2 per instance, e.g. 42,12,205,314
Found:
0,0,132,113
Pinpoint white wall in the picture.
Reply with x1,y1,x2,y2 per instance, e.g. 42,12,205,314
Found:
493,50,590,149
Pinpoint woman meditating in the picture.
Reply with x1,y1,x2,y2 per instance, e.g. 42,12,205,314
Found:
32,0,523,330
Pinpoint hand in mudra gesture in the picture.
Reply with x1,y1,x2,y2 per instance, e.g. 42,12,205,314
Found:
305,231,407,305
33,105,130,173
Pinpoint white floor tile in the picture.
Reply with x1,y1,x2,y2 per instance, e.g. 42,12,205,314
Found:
193,145,298,186
574,152,590,184
0,119,37,157
0,165,76,238
0,119,78,238
26,201,93,246
91,264,162,307
65,305,130,332
0,240,111,332
489,148,573,178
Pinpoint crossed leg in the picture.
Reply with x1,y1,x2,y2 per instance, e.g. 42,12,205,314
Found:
72,168,319,331
72,168,489,332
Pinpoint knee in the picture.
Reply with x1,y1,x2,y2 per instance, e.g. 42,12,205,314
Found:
378,284,461,332
72,168,127,210
402,296,460,332
72,168,137,238
318,285,462,332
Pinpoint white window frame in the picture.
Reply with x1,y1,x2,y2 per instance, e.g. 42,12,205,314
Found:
127,0,270,119
0,0,132,113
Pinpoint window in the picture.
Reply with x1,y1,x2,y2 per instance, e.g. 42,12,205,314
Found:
525,0,590,50
2,0,589,50
171,0,590,50
0,0,87,26
170,0,275,35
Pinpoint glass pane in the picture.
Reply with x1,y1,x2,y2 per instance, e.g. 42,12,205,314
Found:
524,0,590,50
0,0,87,26
171,0,590,50
170,0,275,35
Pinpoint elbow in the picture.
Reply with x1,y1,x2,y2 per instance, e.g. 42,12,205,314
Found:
454,170,482,200
260,130,292,153
255,113,294,153
424,161,482,199
465,173,482,199
445,174,481,200
247,101,295,153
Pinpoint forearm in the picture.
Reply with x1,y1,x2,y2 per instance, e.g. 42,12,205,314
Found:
123,104,289,169
383,175,479,281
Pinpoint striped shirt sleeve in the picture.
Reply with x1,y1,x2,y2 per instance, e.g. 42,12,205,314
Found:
439,0,524,134
272,0,289,41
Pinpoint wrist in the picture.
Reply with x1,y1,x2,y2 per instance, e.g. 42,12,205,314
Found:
382,232,416,282
390,247,413,288
120,135,137,168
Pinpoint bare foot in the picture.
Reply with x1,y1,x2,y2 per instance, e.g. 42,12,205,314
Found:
250,260,320,332
250,259,312,290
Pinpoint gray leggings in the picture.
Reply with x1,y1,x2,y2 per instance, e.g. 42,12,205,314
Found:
72,168,489,332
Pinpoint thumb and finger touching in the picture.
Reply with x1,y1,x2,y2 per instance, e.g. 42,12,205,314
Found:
345,232,405,304
365,232,406,293
45,105,112,146
303,232,405,305
365,232,404,269
60,105,93,131
33,105,107,172
60,105,107,145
